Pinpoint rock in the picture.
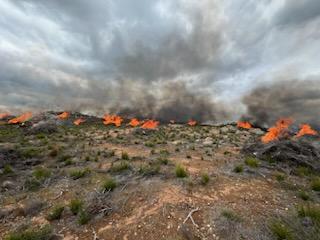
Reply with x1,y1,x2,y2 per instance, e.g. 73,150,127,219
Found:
220,127,229,134
0,208,13,219
29,120,58,134
2,180,15,190
23,199,44,216
203,137,213,146
249,128,265,135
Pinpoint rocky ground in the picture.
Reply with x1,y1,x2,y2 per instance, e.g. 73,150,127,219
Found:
0,117,319,240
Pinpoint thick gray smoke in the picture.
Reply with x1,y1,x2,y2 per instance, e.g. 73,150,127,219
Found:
241,79,320,128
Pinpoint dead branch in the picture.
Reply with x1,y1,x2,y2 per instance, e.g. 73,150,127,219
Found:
183,207,200,227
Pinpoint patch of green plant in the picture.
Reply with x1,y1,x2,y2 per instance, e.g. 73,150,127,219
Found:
311,177,320,191
175,165,188,178
298,191,310,201
32,167,51,180
297,205,320,224
145,142,155,148
102,177,117,191
121,152,130,160
275,172,286,182
3,164,13,174
138,164,160,176
233,164,243,173
295,166,311,177
4,224,52,240
157,157,169,165
244,156,259,168
58,154,71,162
104,150,115,158
36,133,46,140
69,168,90,180
24,178,41,191
221,209,241,222
110,161,130,173
159,149,170,156
77,209,90,225
69,199,83,215
269,220,293,240
46,205,64,221
20,148,41,158
201,173,210,185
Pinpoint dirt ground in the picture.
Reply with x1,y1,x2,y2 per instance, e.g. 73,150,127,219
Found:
0,121,319,240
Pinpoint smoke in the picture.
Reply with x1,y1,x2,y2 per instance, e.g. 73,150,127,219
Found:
241,79,320,128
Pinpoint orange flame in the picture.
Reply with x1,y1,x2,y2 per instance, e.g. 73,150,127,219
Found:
129,118,140,127
8,112,33,124
296,124,317,137
74,118,85,126
141,120,159,129
188,120,197,126
237,121,252,129
58,112,70,120
261,118,293,143
103,114,123,127
0,113,10,119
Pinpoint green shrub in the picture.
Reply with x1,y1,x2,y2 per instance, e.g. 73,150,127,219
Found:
244,156,259,168
69,168,90,180
24,178,41,191
233,164,243,173
138,164,160,176
157,157,169,165
102,177,117,192
21,148,41,158
121,152,129,160
3,164,13,174
269,220,293,240
175,165,188,178
295,166,311,177
201,173,210,185
69,199,83,215
275,172,286,182
77,209,90,225
297,205,320,224
4,224,52,240
311,178,320,191
46,205,64,221
298,191,310,201
221,209,241,222
110,161,130,173
32,167,51,180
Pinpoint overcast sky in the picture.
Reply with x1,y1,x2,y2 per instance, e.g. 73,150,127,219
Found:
0,0,319,118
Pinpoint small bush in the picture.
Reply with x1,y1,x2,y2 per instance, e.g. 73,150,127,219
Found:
275,172,286,182
244,156,259,168
233,165,243,173
32,167,51,180
48,148,58,157
77,209,90,225
69,199,83,215
175,165,188,178
69,168,90,180
157,157,169,165
297,205,320,224
58,154,71,162
311,178,320,191
221,209,241,222
201,173,210,185
298,191,310,201
110,161,130,173
25,178,41,191
121,152,129,160
3,164,13,174
46,205,64,221
138,164,160,176
145,142,155,148
102,177,117,191
21,148,41,158
269,220,293,240
295,166,311,177
4,224,52,240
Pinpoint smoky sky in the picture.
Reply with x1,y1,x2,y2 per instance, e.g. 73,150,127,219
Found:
0,0,319,123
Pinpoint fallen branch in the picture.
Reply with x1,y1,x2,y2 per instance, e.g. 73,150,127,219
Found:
51,190,63,200
92,228,98,240
183,207,200,227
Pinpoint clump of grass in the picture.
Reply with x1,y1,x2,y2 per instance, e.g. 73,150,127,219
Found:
311,178,320,191
159,149,170,156
145,142,155,148
275,172,286,182
138,164,160,176
200,173,210,185
104,150,115,158
24,178,41,191
32,167,51,180
157,157,169,165
3,164,13,174
21,148,41,158
269,220,293,240
69,168,90,180
121,152,130,160
175,165,188,178
69,199,83,215
221,209,241,222
102,177,117,192
233,164,243,173
244,156,259,168
110,161,130,173
295,166,311,177
77,209,90,225
58,154,71,162
48,148,58,157
4,224,52,240
298,191,310,201
297,205,320,224
46,205,64,221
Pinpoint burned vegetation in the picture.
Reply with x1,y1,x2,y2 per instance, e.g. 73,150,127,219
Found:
0,112,319,240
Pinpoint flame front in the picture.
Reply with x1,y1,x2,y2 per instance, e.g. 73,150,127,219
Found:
261,118,293,143
74,118,85,126
237,121,252,129
103,114,123,127
129,118,140,127
296,124,317,137
141,120,159,129
8,112,32,124
188,120,197,126
0,113,9,119
58,112,70,120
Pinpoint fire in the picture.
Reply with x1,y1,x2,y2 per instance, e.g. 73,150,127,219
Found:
0,113,9,119
8,112,33,124
237,121,252,129
141,120,159,129
103,114,123,127
129,118,140,127
296,124,317,137
262,118,293,143
188,120,197,126
74,118,85,126
58,112,70,120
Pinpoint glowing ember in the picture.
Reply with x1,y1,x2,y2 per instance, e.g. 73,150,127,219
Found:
0,113,10,119
188,120,197,126
296,124,317,137
237,121,252,129
58,112,70,120
74,118,85,126
141,120,159,129
129,118,140,127
8,112,33,124
262,118,293,143
103,114,123,127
